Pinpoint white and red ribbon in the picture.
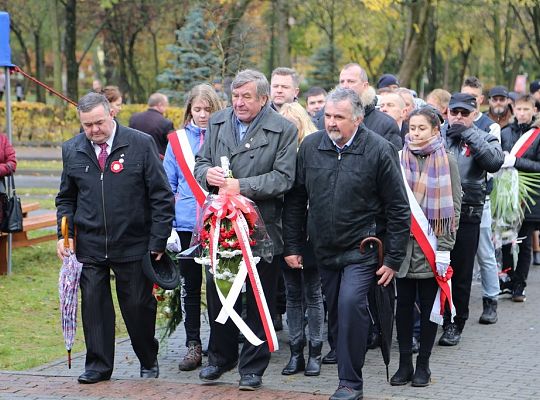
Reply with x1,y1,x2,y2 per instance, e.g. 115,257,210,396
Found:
399,155,456,325
510,127,540,158
207,194,278,352
168,130,208,206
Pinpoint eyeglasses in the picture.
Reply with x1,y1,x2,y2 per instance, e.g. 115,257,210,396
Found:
449,109,471,117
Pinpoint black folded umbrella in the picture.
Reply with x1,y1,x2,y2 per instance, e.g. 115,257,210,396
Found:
360,237,395,382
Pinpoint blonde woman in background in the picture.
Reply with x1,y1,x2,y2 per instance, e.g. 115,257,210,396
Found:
279,102,317,145
279,102,325,377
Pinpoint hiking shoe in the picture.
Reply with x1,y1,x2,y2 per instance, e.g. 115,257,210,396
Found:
178,341,202,371
512,283,526,302
479,297,498,324
438,323,461,346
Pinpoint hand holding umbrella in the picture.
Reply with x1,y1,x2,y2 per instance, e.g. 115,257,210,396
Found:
360,237,396,382
58,216,83,369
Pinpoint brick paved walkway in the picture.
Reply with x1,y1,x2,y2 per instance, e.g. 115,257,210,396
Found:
2,266,540,400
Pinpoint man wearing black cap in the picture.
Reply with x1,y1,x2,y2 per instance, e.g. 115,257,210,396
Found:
438,93,504,347
487,86,513,129
376,73,400,92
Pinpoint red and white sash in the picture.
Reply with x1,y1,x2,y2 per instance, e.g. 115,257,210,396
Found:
399,155,456,325
168,130,208,206
510,127,540,158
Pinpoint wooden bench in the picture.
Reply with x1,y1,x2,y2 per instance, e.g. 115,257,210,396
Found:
0,203,57,274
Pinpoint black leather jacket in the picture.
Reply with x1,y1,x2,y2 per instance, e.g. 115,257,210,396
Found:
445,124,504,222
283,125,410,271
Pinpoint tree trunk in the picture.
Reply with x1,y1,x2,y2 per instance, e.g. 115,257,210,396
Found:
266,0,277,74
276,0,290,66
398,0,433,88
34,31,45,103
64,0,78,100
49,0,63,105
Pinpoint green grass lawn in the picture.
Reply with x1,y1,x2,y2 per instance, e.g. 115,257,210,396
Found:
17,159,63,171
0,241,128,370
19,188,58,210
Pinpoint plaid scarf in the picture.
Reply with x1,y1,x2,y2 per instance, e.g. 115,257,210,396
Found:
402,134,455,236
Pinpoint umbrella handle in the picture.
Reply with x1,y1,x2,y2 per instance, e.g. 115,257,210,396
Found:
359,237,384,267
61,216,69,249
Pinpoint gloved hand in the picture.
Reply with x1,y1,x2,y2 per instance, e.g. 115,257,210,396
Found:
435,250,451,277
446,123,469,141
502,152,516,168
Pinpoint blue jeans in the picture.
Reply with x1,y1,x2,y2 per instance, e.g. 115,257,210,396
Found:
283,265,324,346
473,200,500,299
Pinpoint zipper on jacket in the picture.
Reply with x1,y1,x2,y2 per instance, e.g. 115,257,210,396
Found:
101,172,108,258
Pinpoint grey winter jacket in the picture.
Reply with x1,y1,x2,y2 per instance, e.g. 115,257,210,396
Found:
194,105,298,255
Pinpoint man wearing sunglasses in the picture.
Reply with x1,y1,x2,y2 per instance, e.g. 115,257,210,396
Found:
438,93,504,347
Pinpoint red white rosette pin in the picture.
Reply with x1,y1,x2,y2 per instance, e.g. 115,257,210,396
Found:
110,160,124,173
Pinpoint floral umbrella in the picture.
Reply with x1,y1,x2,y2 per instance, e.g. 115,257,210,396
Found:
58,216,83,368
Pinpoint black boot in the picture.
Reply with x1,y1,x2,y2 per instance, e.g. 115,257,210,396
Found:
281,341,305,375
411,355,431,387
304,342,322,376
390,353,413,386
479,297,498,324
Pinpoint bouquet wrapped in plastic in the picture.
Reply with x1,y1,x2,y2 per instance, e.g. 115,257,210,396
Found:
191,157,277,351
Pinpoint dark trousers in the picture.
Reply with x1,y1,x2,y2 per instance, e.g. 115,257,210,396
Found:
445,221,480,329
178,231,202,346
319,263,376,391
206,257,280,376
396,278,438,357
502,221,535,287
80,259,158,375
276,270,287,315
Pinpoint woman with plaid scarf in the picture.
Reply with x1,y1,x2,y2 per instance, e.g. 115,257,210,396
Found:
390,107,462,387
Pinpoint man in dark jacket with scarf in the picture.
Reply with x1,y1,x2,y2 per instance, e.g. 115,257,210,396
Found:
284,87,410,400
438,93,504,347
500,94,540,302
56,92,175,384
194,69,297,391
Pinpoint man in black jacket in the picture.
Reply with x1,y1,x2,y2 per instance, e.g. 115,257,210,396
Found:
315,63,402,149
284,88,410,400
56,92,175,384
129,93,174,156
438,93,504,347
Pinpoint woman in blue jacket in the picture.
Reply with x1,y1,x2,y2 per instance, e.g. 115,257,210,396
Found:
163,84,223,371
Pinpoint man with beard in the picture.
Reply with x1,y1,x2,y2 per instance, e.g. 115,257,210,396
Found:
284,87,409,400
487,86,513,129
460,76,501,324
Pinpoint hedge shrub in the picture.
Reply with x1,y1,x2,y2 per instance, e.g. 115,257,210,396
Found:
0,102,186,145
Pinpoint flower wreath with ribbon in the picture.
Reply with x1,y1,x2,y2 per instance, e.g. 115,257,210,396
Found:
193,157,278,351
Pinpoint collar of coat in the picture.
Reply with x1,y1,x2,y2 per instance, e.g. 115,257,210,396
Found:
210,106,287,154
317,124,369,155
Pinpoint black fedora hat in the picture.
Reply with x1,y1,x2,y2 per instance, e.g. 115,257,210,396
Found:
142,251,180,290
